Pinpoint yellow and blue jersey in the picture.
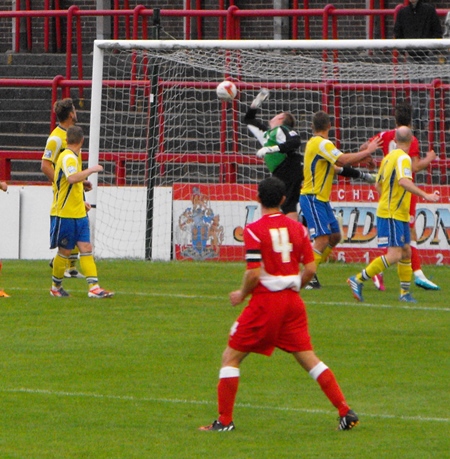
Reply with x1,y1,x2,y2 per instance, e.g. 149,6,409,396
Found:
301,136,343,202
376,148,412,222
42,125,67,216
54,148,86,219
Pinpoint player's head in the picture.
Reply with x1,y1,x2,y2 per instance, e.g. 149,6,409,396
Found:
66,125,84,146
269,111,295,129
395,126,413,145
394,101,412,127
281,112,295,128
54,98,77,124
312,111,331,132
257,177,286,209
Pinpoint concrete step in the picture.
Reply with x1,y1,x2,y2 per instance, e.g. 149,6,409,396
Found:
0,52,92,79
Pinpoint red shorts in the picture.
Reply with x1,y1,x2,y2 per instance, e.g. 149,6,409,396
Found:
228,290,313,356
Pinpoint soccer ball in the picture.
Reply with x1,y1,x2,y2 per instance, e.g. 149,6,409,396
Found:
216,80,237,101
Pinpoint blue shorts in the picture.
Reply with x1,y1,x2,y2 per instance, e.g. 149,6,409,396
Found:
50,216,91,250
377,217,411,248
299,195,340,240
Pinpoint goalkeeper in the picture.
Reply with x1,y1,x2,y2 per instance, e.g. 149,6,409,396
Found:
244,90,377,222
243,89,303,221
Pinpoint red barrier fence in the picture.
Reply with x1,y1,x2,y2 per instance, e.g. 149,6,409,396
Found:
3,5,450,68
1,149,448,187
1,4,450,185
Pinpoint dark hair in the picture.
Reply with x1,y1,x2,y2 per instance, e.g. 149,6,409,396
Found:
395,101,412,127
312,110,330,132
67,125,84,144
54,98,74,123
282,112,295,129
258,177,286,208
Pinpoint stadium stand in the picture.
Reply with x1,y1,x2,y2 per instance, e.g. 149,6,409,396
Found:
0,1,449,183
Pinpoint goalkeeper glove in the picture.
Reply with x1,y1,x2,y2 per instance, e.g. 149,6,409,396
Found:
250,88,270,109
256,145,280,158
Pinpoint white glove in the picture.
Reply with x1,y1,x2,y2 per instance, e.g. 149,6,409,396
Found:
256,145,280,158
250,88,270,109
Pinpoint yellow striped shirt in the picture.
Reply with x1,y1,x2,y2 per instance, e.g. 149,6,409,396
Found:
376,148,412,222
301,136,343,202
54,148,86,219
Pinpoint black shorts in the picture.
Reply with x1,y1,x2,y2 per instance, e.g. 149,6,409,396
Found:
273,158,303,215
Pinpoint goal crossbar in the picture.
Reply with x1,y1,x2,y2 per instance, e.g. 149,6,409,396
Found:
88,39,450,262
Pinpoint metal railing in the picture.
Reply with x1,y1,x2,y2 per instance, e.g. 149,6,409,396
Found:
1,3,450,185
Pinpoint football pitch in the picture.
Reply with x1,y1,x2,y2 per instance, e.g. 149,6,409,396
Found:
0,260,448,458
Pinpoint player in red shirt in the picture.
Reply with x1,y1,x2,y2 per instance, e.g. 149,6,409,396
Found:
365,102,439,291
199,176,359,432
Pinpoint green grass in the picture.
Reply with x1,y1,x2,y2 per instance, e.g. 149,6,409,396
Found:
0,260,449,459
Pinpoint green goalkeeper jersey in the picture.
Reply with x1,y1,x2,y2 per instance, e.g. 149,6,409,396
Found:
262,125,290,172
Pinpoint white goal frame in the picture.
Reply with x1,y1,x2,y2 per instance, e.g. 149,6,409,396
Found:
88,39,450,262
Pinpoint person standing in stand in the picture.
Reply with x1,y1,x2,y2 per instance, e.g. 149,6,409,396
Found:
394,0,443,129
394,0,442,41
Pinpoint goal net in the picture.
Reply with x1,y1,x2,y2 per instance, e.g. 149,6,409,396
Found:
88,39,450,265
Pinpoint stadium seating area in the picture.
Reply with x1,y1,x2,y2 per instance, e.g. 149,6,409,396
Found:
0,2,449,183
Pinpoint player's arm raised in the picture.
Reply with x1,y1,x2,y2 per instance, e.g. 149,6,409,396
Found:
67,165,103,185
335,136,382,167
412,149,437,173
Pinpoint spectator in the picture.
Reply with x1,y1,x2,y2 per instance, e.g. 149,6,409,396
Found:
394,0,442,40
394,0,443,128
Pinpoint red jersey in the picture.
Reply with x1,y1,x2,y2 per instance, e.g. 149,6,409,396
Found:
375,129,420,159
244,212,314,293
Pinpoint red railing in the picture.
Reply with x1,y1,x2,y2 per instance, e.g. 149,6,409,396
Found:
0,71,449,185
0,150,262,186
0,150,146,186
2,5,448,95
2,5,448,94
1,149,446,186
6,6,450,48
1,5,449,185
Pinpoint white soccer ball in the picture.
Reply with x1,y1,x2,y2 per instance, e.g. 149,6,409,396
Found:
216,80,237,101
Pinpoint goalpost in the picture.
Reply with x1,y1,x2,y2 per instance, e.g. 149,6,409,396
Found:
88,39,450,264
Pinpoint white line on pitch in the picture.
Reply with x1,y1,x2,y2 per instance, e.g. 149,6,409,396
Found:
5,287,450,312
2,387,448,423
